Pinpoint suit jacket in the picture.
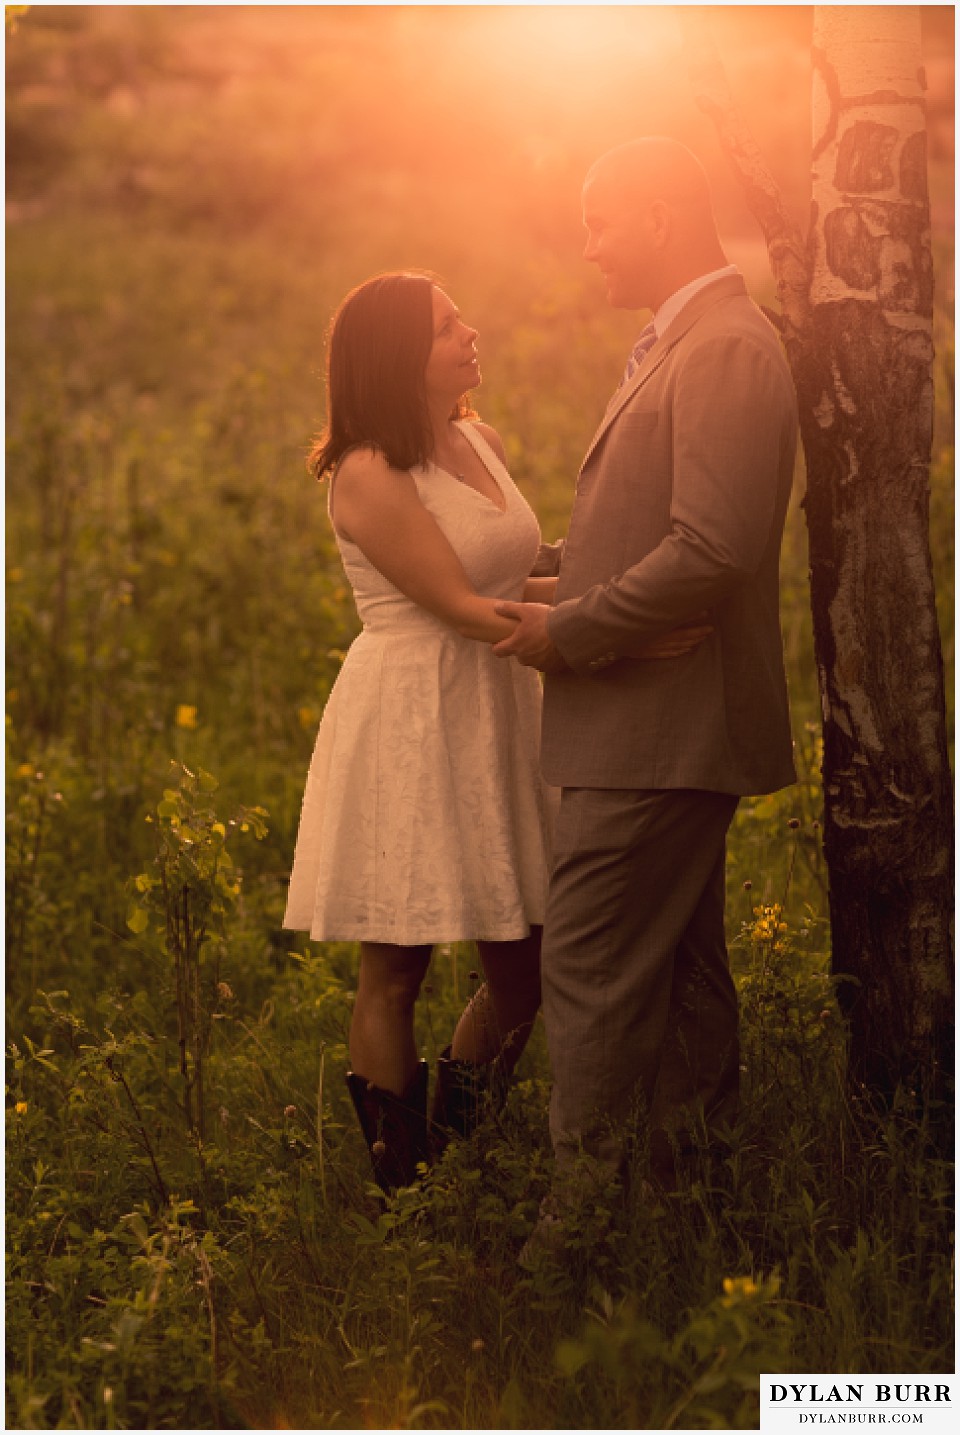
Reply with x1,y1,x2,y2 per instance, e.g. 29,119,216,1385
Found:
537,274,798,795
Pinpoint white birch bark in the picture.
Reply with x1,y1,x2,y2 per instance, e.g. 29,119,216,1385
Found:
687,5,952,1105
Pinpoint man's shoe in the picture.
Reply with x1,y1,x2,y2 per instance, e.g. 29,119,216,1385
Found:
518,1195,567,1268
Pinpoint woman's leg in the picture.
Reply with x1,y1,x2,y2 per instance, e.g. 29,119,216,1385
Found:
350,941,432,1094
449,926,542,1076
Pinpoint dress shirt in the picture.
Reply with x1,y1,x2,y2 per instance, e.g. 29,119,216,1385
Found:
651,264,741,338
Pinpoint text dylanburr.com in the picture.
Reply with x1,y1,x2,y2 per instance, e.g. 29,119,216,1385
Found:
761,1377,958,1431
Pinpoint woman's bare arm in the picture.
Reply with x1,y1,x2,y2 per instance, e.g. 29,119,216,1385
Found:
330,449,519,644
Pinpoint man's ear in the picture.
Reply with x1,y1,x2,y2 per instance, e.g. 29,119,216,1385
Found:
648,199,671,249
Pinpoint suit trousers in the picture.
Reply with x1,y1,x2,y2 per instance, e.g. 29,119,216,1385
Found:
542,786,740,1178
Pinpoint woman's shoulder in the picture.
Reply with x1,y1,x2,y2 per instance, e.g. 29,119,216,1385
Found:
466,419,508,468
336,445,413,490
330,445,421,543
331,447,422,540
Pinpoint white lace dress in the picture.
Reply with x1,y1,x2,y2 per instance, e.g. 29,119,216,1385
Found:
283,421,554,945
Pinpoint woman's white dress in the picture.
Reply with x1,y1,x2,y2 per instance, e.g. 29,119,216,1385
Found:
283,421,554,945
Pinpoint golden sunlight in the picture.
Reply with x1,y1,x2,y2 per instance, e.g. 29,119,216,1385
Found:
477,4,684,86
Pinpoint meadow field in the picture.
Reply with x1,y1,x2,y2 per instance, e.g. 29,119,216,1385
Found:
5,6,955,1429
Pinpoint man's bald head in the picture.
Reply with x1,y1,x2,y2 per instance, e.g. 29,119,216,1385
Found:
585,138,715,220
581,137,726,311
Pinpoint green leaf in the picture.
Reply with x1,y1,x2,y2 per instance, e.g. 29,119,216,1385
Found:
555,1339,589,1376
126,907,149,935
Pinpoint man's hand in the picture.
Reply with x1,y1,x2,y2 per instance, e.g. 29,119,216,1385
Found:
492,602,567,672
636,612,713,660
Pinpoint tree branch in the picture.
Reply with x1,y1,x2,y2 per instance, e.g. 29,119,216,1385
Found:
682,7,813,347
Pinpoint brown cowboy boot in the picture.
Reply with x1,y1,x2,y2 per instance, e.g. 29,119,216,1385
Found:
430,1046,506,1154
345,1059,430,1193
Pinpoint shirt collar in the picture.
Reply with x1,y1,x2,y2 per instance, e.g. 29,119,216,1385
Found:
651,264,742,338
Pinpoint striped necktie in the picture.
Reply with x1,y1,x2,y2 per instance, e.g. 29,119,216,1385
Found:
619,321,658,388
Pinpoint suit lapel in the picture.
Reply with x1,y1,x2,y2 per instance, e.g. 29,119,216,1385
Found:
578,274,749,476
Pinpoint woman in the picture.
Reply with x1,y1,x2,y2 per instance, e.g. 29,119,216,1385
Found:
283,272,705,1192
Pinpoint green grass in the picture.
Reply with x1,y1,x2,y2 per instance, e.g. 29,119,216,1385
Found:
6,7,954,1429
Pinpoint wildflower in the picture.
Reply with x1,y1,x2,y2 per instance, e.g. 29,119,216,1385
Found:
721,1275,759,1303
371,1139,387,1156
284,1104,298,1119
742,879,752,891
217,980,235,1001
471,1338,485,1353
751,902,784,942
16,763,33,778
14,1101,28,1115
175,704,199,730
788,817,800,830
468,970,480,981
819,1008,832,1021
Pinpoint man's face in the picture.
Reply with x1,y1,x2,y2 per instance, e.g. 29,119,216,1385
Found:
581,170,658,311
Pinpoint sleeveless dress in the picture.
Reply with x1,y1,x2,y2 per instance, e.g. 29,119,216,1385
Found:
282,421,554,945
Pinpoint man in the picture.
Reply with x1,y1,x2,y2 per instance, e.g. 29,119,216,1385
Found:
493,137,798,1223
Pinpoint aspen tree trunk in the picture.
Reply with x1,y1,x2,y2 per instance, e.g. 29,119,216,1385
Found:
687,6,953,1105
807,7,952,1104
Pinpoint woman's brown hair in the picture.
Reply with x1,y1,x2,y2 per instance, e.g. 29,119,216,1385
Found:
309,272,474,480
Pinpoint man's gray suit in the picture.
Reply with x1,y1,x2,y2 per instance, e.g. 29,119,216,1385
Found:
534,273,798,1175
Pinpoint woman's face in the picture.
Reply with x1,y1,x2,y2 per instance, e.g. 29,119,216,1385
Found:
422,286,480,402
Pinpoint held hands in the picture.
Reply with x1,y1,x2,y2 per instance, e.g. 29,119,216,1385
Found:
492,602,567,672
492,604,713,671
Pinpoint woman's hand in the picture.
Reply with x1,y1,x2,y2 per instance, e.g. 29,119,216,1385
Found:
635,613,713,660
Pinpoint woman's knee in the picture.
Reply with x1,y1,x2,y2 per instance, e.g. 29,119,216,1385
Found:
357,943,431,1013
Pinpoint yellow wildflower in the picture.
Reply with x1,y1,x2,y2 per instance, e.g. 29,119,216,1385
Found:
14,1101,28,1115
175,704,199,730
722,1275,759,1303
